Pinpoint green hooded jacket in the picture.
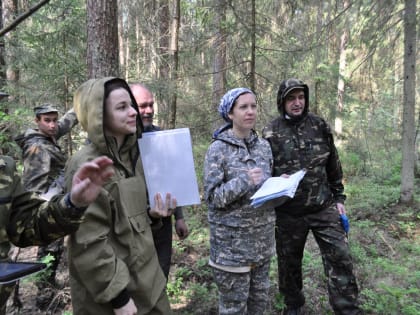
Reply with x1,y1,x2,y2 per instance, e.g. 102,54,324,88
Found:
64,77,169,314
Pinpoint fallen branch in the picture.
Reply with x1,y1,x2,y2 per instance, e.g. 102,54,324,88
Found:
378,231,396,256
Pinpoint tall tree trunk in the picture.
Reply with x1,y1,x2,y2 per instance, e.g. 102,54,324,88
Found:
118,5,125,77
0,1,6,89
249,0,256,91
212,0,227,129
124,17,130,80
86,0,119,78
168,0,179,129
335,0,350,137
157,0,170,129
312,1,324,116
135,16,140,77
400,0,416,204
3,0,19,88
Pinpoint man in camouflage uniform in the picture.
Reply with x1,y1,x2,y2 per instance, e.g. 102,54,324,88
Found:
0,154,114,315
262,78,362,315
15,104,78,307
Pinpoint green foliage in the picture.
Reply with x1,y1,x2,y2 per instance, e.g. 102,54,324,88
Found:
2,1,418,313
6,0,86,112
0,104,32,157
167,269,186,303
361,286,420,315
272,292,286,311
23,253,55,284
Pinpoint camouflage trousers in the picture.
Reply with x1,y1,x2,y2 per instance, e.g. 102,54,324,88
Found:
0,282,15,315
275,203,362,315
212,260,270,315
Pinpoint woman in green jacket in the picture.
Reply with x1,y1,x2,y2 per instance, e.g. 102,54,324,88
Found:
65,77,174,315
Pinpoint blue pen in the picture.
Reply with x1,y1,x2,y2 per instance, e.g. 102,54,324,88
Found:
340,213,350,234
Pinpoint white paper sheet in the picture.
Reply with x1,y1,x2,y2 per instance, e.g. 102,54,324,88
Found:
138,128,201,208
250,169,306,207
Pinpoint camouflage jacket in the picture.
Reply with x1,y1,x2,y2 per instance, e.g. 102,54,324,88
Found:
0,155,85,260
15,109,78,193
262,112,346,216
204,128,275,266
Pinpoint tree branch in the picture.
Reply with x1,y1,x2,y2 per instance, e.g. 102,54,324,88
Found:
0,0,50,37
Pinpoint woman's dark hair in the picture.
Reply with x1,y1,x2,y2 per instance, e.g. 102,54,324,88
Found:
103,77,143,136
104,78,130,101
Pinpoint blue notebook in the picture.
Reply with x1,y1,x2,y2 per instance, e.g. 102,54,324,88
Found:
0,261,47,283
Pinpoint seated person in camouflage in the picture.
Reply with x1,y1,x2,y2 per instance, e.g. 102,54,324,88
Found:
0,155,114,315
204,88,276,314
15,103,78,306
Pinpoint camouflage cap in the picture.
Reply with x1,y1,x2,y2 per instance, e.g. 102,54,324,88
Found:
34,104,59,115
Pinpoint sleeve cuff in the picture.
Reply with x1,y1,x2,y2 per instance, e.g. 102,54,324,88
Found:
111,288,130,309
174,207,184,220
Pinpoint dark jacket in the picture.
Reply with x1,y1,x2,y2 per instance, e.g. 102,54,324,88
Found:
263,112,345,216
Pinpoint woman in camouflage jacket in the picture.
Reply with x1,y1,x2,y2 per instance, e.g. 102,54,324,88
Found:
204,88,275,315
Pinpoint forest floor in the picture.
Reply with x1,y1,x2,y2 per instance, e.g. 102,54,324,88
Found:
5,200,420,315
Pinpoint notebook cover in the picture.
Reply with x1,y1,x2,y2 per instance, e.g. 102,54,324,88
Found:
0,261,47,283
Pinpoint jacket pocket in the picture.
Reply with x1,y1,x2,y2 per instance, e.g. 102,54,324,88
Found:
127,213,155,265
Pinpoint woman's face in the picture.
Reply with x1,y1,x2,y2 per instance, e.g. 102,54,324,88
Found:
104,88,138,142
228,93,257,133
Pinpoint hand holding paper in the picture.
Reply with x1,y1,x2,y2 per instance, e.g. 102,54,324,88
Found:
138,128,200,208
149,192,177,218
250,169,306,208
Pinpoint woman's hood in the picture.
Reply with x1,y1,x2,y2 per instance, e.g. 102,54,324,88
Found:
73,77,143,154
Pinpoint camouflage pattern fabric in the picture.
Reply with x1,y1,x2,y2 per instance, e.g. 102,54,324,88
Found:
204,127,274,314
0,155,84,313
263,98,361,313
204,128,275,266
263,112,345,215
276,203,361,314
0,156,16,315
218,88,254,122
15,108,77,293
15,109,77,194
212,260,270,315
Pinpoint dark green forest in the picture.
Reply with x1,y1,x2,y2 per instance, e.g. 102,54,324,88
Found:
0,0,418,314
